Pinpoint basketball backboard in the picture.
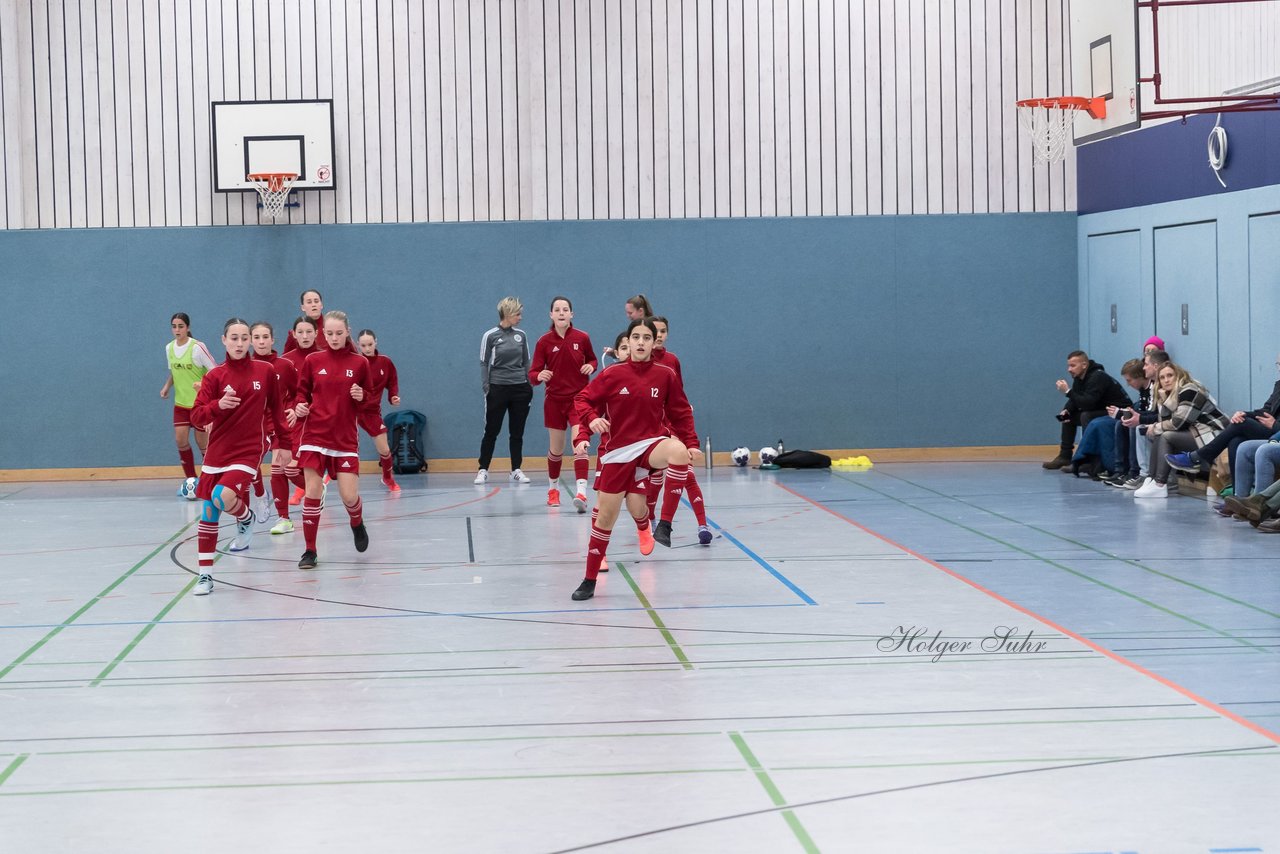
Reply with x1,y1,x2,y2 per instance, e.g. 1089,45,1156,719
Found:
211,99,336,192
1070,0,1141,145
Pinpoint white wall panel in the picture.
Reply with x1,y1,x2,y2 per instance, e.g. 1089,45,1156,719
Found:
1,0,1091,229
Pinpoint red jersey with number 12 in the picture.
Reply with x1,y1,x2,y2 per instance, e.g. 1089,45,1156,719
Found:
574,358,696,458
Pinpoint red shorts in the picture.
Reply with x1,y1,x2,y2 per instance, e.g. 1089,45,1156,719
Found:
173,405,207,433
296,450,360,479
194,468,252,504
543,394,576,431
595,440,663,495
358,410,387,437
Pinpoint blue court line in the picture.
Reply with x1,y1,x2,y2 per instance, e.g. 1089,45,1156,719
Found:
1209,848,1263,852
0,601,810,631
686,497,817,606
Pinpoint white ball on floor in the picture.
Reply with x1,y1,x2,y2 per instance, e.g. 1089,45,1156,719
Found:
732,446,751,467
759,447,779,466
180,477,198,501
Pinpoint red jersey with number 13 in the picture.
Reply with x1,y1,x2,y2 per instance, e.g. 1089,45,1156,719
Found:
297,347,373,456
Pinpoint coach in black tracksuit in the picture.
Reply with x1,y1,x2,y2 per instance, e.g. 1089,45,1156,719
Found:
476,297,534,483
1044,350,1131,469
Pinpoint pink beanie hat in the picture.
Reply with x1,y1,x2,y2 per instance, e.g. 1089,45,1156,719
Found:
1144,335,1165,350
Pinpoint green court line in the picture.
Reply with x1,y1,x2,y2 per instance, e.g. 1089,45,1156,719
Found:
17,713,1222,759
771,751,1279,772
834,473,1273,653
883,470,1280,622
89,576,201,687
729,732,821,854
0,754,29,787
615,563,694,670
0,522,196,681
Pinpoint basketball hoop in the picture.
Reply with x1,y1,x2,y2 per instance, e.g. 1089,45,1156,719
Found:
1015,97,1107,164
247,172,298,219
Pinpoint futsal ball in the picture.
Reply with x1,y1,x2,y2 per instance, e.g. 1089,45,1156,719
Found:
732,446,751,467
759,447,779,466
180,477,199,501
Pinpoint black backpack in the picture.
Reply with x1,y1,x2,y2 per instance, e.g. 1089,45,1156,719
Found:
385,410,428,474
775,450,832,469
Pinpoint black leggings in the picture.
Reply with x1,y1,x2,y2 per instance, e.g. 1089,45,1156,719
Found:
478,383,533,470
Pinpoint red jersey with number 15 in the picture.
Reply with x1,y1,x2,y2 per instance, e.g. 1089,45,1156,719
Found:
574,358,696,457
297,347,373,457
189,356,285,475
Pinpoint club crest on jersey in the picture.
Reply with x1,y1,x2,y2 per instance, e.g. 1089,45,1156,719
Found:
515,335,523,343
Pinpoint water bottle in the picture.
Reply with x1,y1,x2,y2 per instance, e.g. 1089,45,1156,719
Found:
704,436,713,470
777,438,785,456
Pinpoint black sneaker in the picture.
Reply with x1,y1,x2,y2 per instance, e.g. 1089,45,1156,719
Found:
352,523,369,553
653,520,673,547
572,579,597,601
298,550,318,570
1103,473,1127,488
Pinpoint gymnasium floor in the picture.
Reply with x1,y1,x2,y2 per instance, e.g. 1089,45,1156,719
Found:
0,463,1276,853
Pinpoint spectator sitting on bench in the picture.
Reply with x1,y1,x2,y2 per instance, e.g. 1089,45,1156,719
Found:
1166,351,1280,484
1104,358,1153,489
1211,433,1280,516
1223,474,1280,531
1134,362,1228,499
1043,351,1131,470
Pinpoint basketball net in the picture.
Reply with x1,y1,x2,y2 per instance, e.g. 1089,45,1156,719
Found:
247,173,298,219
1015,97,1106,165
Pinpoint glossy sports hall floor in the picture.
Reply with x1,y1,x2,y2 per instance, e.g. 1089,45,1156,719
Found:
0,462,1276,853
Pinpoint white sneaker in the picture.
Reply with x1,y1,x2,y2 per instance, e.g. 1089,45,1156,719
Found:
270,518,295,535
1133,478,1169,499
474,469,488,484
229,517,255,551
193,573,214,595
255,494,273,523
510,469,531,484
572,491,588,513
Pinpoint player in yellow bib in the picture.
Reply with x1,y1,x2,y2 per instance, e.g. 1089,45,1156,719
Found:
160,312,217,496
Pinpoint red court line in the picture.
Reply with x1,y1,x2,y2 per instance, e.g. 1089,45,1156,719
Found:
775,481,1280,746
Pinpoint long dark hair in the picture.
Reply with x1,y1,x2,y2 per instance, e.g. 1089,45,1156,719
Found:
626,293,653,317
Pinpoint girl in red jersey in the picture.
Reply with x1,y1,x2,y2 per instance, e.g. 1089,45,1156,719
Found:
187,319,287,596
284,290,326,353
250,323,306,535
647,316,712,545
280,317,321,506
570,318,701,601
293,310,374,570
529,297,597,511
160,313,217,495
356,329,403,492
603,294,655,359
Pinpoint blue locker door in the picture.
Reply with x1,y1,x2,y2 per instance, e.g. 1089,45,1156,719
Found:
1086,230,1144,375
1248,213,1280,408
1154,222,1220,393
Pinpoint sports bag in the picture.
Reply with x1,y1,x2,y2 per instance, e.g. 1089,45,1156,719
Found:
774,450,832,469
385,410,428,474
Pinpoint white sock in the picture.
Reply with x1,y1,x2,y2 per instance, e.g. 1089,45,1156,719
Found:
548,478,557,490
576,479,588,494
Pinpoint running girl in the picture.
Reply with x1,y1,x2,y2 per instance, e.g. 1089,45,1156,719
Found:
161,313,216,495
570,318,701,601
649,316,711,545
293,310,374,570
280,317,320,506
529,297,597,511
187,318,286,596
356,329,403,492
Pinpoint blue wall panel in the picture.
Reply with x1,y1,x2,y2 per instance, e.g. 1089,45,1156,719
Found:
0,215,1077,470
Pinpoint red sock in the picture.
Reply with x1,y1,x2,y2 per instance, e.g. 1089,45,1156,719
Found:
547,451,563,481
659,464,690,523
573,450,589,481
645,471,663,521
179,448,196,479
379,454,394,481
346,497,364,527
585,523,611,581
285,465,305,489
270,465,290,519
634,515,650,534
685,473,707,526
302,497,322,551
252,470,265,498
197,520,218,570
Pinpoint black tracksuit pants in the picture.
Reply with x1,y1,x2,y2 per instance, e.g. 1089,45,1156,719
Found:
479,383,533,470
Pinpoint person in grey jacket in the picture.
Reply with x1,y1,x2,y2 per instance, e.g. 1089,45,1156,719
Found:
476,297,534,484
